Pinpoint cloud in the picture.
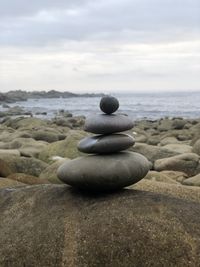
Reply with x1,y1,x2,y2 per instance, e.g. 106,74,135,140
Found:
0,0,199,92
0,0,199,46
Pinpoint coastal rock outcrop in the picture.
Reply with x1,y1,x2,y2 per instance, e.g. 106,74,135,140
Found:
0,184,200,266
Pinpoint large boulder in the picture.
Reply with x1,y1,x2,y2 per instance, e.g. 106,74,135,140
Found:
154,153,200,176
130,143,178,163
0,185,200,266
0,154,48,177
39,130,87,163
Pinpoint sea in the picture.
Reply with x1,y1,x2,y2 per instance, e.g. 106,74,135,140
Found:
1,91,200,120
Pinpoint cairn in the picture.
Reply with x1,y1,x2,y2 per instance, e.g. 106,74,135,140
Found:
57,96,149,191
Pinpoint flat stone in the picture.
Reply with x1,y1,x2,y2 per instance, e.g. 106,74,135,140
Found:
57,152,149,191
78,134,135,154
100,96,119,114
84,114,134,134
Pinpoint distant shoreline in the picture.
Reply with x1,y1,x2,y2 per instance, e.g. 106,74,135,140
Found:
0,90,105,104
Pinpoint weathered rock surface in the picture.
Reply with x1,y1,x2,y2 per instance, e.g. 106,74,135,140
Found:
78,134,135,154
161,143,192,154
182,174,200,187
0,159,13,177
0,178,25,188
84,114,134,134
132,179,200,203
144,171,179,184
39,130,87,163
0,154,48,177
7,173,49,185
193,139,200,155
0,185,200,266
58,152,149,191
130,143,178,162
39,159,67,184
154,153,200,176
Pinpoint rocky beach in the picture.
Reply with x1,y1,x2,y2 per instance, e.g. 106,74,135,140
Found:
0,96,200,266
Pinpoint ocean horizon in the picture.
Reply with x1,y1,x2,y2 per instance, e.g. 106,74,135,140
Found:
1,91,200,120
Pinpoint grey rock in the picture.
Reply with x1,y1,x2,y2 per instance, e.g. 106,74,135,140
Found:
78,134,135,154
100,96,119,114
84,114,134,134
182,174,200,187
1,185,200,267
130,143,178,163
193,139,200,156
154,153,200,176
57,152,149,191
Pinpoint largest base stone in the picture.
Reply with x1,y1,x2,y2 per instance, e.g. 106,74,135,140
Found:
0,185,200,267
57,152,150,191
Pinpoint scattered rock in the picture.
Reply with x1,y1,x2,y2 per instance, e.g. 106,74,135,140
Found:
130,143,178,162
39,159,67,184
161,144,192,154
39,130,87,163
0,178,25,188
160,170,188,183
172,119,187,130
154,153,200,176
0,159,13,177
0,154,48,177
193,139,200,155
144,171,179,184
182,174,200,187
32,131,59,143
7,173,50,185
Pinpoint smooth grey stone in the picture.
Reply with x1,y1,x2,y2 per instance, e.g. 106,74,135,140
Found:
78,134,135,154
57,152,149,191
100,96,119,114
84,114,134,134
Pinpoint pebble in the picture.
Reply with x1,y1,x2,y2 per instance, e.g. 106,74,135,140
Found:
100,96,119,114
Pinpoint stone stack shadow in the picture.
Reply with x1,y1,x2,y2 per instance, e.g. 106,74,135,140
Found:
57,96,150,191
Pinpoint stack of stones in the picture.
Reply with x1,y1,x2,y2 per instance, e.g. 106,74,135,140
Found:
57,96,149,191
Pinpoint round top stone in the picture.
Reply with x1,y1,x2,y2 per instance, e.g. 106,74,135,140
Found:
100,96,119,114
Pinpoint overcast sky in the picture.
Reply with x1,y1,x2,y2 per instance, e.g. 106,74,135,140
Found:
0,0,199,93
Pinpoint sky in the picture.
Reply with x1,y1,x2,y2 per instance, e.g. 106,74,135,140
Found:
0,0,200,93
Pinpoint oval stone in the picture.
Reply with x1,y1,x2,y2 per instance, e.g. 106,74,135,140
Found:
57,152,149,191
78,134,135,154
100,96,119,114
84,114,134,134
